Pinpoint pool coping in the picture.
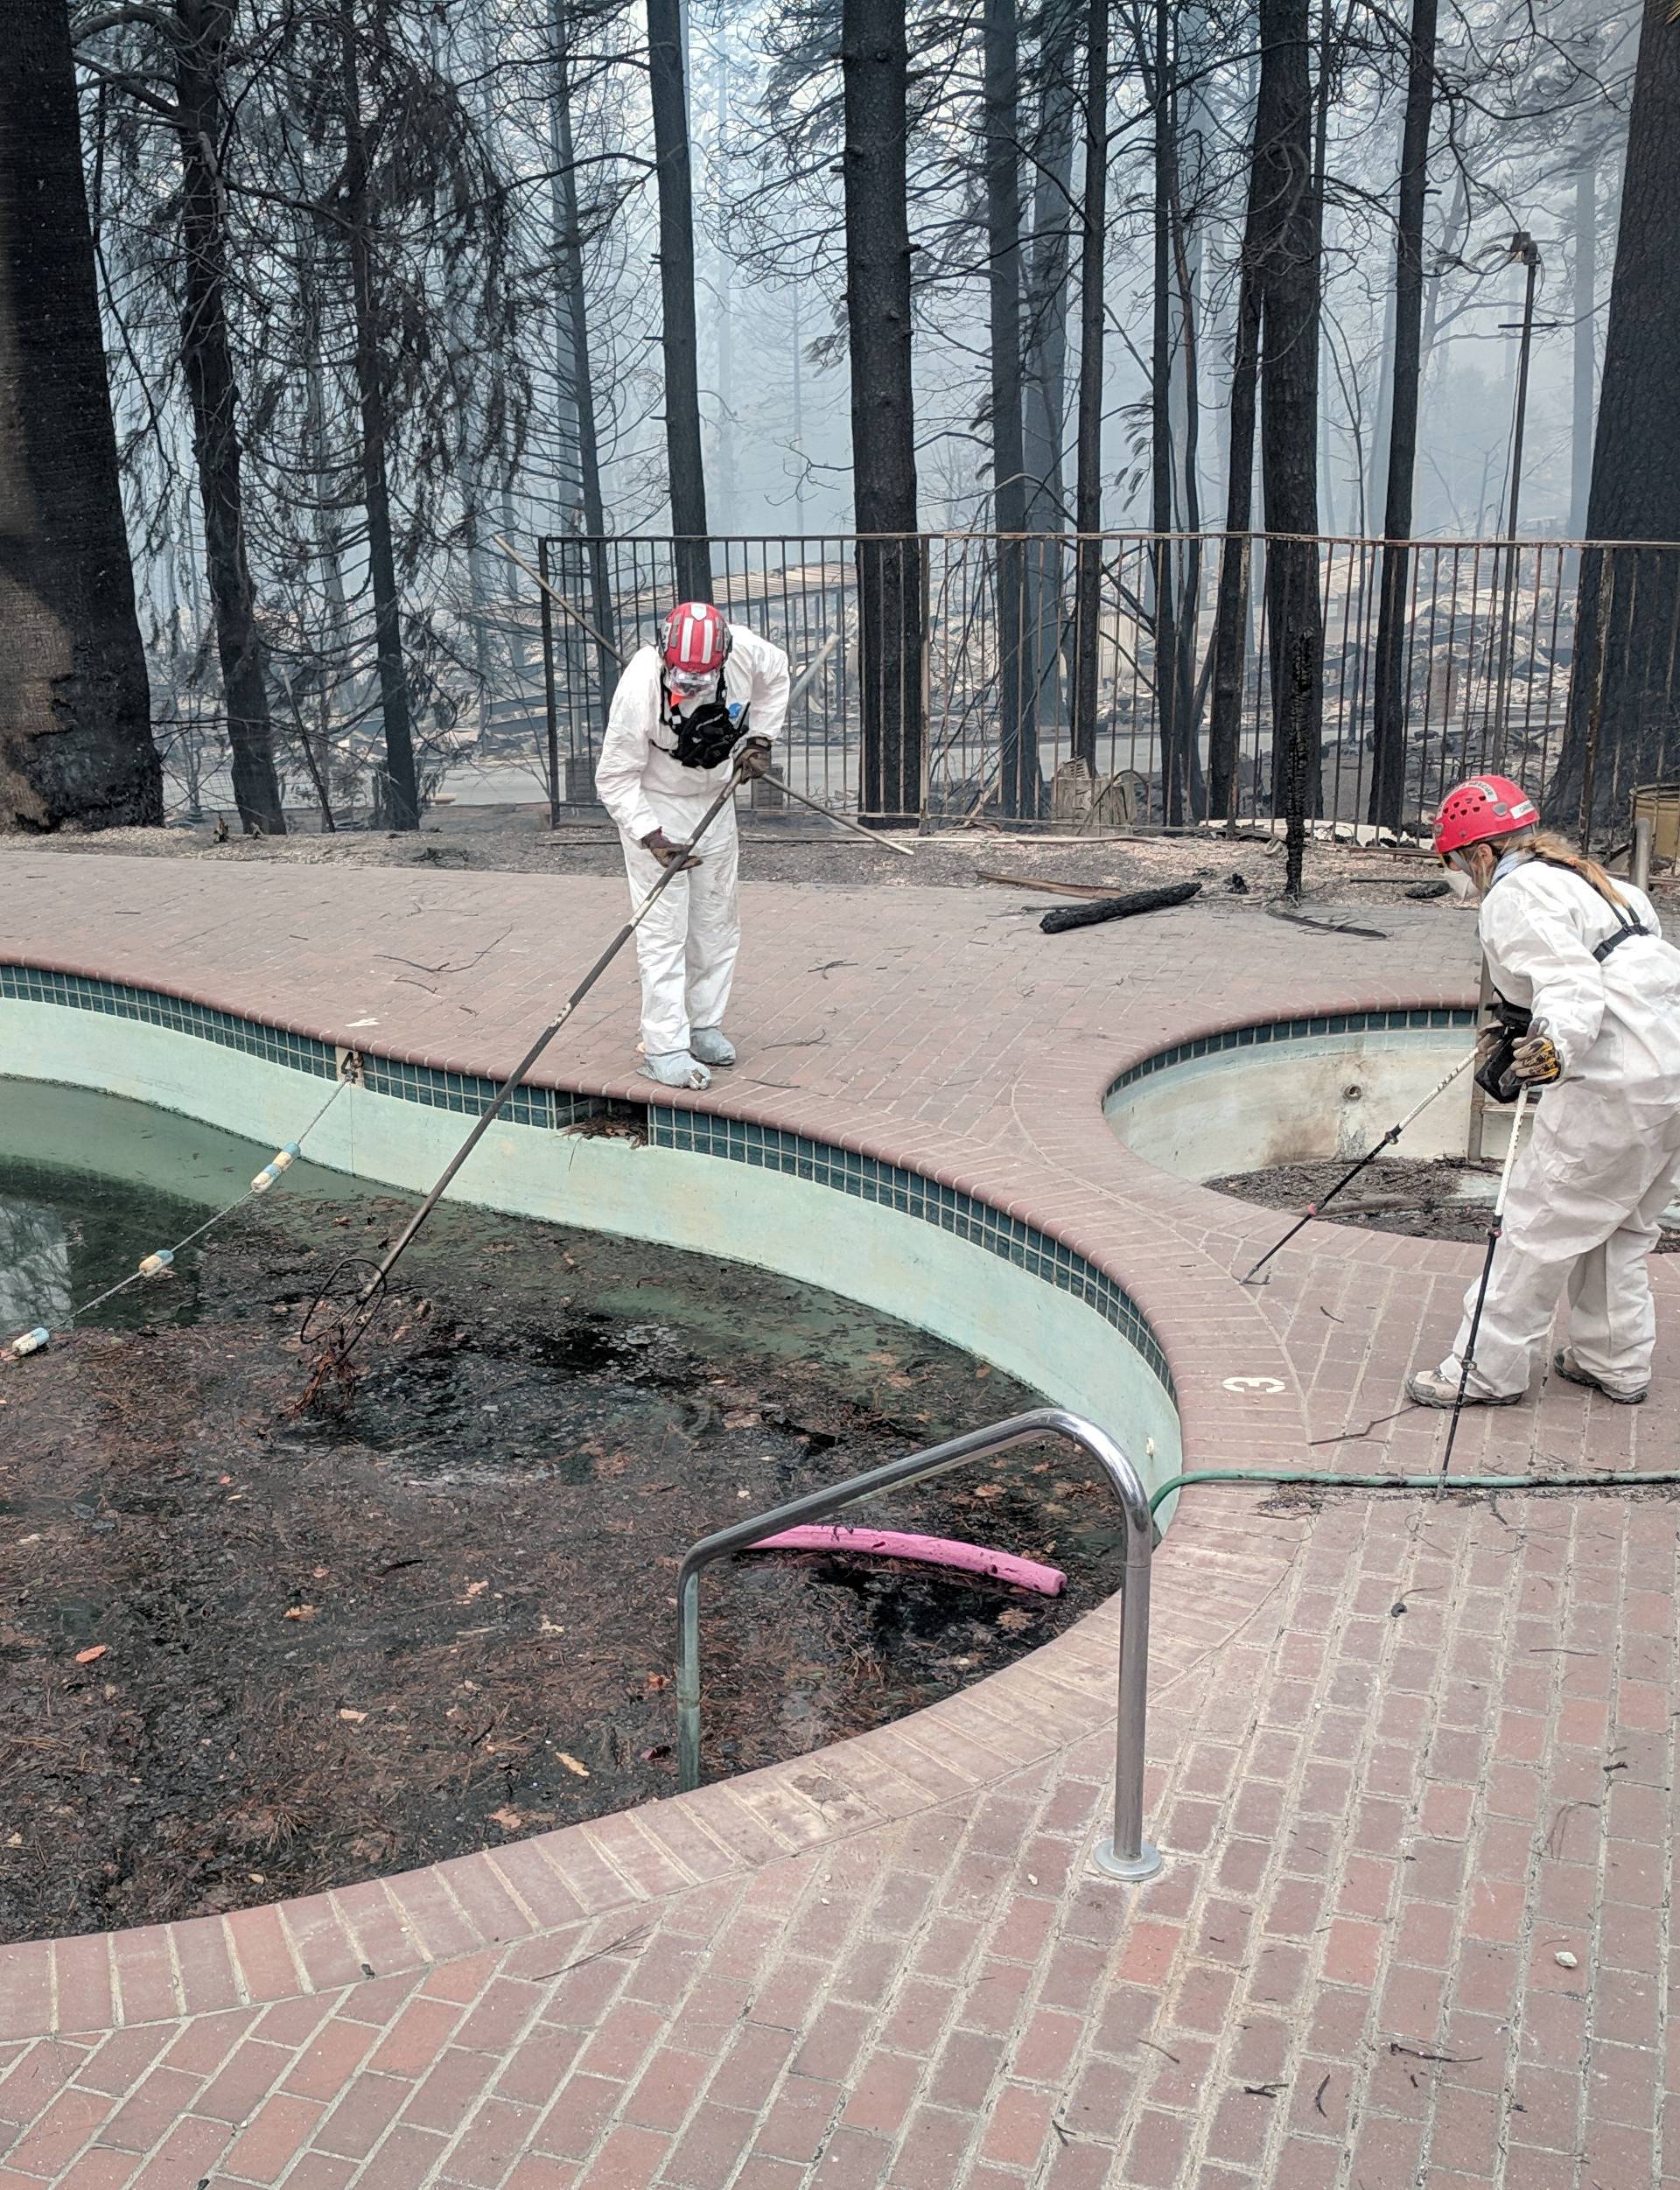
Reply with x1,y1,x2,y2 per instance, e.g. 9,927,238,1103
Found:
0,931,1484,2039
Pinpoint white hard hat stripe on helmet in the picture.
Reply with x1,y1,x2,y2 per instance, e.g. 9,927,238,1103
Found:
663,603,725,672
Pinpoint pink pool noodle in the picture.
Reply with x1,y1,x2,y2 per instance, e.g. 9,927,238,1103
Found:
744,1525,1066,1598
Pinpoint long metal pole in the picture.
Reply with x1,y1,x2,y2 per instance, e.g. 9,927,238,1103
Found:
1491,238,1540,766
539,536,562,828
305,638,844,1389
304,763,746,1388
1438,1079,1530,1488
1241,1051,1475,1283
496,532,623,668
769,775,916,856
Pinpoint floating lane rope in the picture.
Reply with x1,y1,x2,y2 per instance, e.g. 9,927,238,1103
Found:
3,1076,349,1362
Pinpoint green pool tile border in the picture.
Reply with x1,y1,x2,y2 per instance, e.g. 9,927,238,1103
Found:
647,1108,1174,1399
1104,1006,1477,1100
0,964,601,1129
2,962,340,1082
4,959,1177,1403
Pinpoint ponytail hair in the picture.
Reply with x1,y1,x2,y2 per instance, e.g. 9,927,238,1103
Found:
1498,826,1629,911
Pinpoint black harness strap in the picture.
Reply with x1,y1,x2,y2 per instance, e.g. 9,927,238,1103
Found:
1475,856,1654,1098
654,668,748,773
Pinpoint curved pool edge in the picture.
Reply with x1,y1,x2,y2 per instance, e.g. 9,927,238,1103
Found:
0,955,1241,2030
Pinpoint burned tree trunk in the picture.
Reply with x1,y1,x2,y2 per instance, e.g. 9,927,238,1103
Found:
1558,0,1680,835
1254,0,1324,892
1148,0,1202,822
0,0,159,831
987,0,1040,817
338,10,419,829
1568,151,1595,544
550,0,617,720
1069,0,1108,772
1022,0,1078,745
1207,84,1264,822
647,0,710,601
174,0,286,835
1366,0,1438,830
842,0,924,824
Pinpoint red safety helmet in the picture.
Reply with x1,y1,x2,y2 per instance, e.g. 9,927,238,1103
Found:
661,602,728,677
1432,774,1538,857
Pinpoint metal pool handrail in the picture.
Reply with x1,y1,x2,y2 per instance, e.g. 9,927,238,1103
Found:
675,1405,1163,1883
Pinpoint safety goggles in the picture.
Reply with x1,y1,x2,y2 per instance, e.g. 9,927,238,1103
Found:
667,668,720,696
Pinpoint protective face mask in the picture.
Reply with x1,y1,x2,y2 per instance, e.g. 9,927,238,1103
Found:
668,670,718,703
1444,863,1478,905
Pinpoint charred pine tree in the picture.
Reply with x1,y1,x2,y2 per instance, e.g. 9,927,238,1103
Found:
334,8,420,829
647,0,710,601
1557,0,1680,834
1021,0,1080,740
1567,150,1595,543
1146,0,1202,821
1253,0,1324,892
842,0,924,824
1,0,159,830
1069,0,1108,771
986,0,1040,817
1207,73,1264,824
172,0,287,834
550,0,618,716
1366,0,1438,830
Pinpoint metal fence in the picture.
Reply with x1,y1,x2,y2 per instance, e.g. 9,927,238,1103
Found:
535,530,1680,841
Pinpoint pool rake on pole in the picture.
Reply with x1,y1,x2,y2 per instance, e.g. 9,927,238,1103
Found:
1239,1052,1477,1285
298,639,838,1407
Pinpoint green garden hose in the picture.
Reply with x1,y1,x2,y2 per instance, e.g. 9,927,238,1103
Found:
1149,1465,1680,1519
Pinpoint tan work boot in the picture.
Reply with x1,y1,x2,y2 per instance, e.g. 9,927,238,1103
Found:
1551,1349,1647,1406
1405,1367,1523,1410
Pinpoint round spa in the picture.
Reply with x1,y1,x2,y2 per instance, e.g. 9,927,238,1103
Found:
0,966,1180,1939
1104,1003,1680,1244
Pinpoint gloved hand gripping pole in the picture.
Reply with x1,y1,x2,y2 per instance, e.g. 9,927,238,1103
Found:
1437,1079,1532,1489
1240,1052,1476,1284
298,638,839,1407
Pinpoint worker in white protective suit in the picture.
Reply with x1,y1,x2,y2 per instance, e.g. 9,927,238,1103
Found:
1406,773,1680,1410
595,601,790,1089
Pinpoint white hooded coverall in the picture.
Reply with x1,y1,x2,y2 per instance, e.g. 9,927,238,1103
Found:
1442,855,1680,1397
594,624,791,1059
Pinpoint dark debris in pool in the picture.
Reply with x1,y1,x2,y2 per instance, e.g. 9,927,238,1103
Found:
1213,1155,1680,1251
0,1181,1125,1942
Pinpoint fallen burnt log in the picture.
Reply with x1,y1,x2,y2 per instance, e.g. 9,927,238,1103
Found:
1040,880,1202,934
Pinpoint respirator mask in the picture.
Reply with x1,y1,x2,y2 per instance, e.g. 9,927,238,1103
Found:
1442,854,1479,906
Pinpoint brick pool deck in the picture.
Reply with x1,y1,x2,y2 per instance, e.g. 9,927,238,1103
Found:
1,849,1676,2190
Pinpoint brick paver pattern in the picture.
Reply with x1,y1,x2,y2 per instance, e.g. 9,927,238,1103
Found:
0,850,1674,2190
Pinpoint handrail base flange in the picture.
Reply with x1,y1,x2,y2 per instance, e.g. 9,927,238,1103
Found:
1091,1835,1166,1886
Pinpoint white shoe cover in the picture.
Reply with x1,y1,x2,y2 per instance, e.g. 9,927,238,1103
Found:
639,1050,711,1091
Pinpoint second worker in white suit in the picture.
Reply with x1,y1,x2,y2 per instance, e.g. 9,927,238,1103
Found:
595,601,790,1089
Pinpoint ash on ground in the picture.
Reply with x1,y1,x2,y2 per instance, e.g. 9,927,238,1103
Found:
1212,1153,1680,1250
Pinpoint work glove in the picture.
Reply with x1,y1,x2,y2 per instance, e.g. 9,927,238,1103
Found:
735,737,774,781
1510,1023,1563,1086
1474,1025,1505,1072
640,829,699,871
